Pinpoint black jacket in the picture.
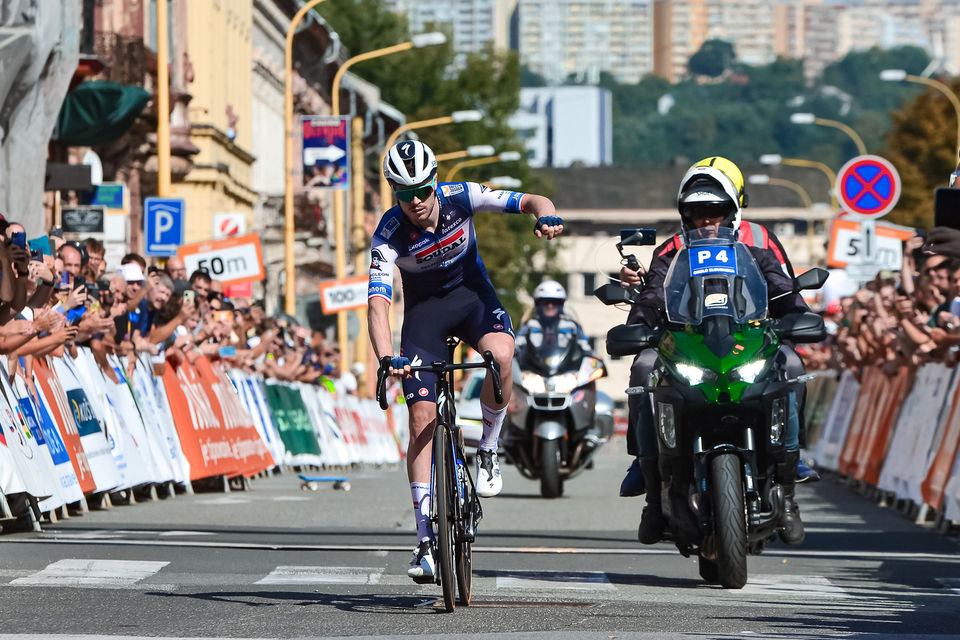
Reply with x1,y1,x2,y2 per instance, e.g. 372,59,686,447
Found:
627,236,810,327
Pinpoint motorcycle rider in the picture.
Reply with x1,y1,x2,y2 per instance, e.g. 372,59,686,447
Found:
515,280,594,356
618,156,811,546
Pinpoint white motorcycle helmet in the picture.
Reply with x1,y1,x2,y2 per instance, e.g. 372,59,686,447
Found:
533,280,567,309
383,140,437,187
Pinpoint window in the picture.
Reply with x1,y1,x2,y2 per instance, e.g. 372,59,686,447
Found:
582,272,596,297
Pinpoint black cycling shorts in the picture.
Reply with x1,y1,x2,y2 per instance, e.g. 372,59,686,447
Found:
400,285,514,404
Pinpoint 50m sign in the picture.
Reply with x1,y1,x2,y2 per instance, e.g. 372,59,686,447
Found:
177,234,265,287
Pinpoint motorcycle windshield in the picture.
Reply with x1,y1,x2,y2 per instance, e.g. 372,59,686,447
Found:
518,330,582,377
663,226,768,325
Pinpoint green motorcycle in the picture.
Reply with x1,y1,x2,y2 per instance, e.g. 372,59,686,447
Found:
598,227,827,589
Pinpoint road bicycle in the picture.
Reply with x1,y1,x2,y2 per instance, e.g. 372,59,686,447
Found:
377,337,502,612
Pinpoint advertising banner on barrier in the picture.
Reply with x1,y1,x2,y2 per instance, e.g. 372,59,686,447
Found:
33,357,115,494
163,355,272,479
264,382,324,465
131,355,191,484
922,369,960,509
815,370,860,471
0,365,56,505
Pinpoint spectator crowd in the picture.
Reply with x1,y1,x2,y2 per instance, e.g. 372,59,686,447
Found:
0,219,361,394
802,226,960,376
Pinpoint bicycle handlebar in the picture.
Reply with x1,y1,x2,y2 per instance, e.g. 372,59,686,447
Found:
376,350,503,410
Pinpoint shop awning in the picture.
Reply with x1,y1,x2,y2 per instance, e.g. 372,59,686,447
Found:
55,80,150,146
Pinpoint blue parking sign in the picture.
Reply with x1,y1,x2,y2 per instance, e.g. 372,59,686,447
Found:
144,197,184,256
689,246,738,277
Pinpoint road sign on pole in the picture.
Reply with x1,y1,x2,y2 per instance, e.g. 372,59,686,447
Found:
835,155,901,219
177,233,265,287
318,275,368,314
301,116,350,190
144,197,184,256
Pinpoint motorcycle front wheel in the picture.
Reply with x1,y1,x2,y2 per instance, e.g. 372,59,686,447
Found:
539,438,563,498
711,452,748,589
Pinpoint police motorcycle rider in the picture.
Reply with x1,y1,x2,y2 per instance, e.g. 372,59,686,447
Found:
367,140,564,583
514,280,594,357
616,156,811,546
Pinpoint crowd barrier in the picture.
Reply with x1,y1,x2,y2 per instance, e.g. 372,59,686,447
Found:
812,363,960,532
0,349,406,524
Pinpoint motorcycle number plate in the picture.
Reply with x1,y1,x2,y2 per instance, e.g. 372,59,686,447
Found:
689,246,738,277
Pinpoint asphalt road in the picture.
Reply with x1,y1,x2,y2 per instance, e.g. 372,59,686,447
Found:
0,440,958,640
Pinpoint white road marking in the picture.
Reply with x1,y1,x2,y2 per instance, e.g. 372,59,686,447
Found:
9,559,169,588
193,496,251,505
936,577,960,594
740,574,850,598
495,570,616,591
255,566,383,585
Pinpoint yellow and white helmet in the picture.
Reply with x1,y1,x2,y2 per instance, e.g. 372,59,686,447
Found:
676,156,747,235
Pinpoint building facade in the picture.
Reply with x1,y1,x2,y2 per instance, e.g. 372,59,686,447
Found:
511,86,613,168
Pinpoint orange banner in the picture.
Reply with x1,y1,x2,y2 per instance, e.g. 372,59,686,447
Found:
163,355,273,480
854,367,912,485
32,358,97,495
922,374,960,509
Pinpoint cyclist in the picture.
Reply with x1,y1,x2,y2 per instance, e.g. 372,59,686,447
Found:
618,156,811,546
514,280,594,356
367,140,563,582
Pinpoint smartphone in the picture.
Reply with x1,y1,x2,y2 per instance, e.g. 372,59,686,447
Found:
30,249,43,262
57,270,70,289
182,289,196,304
74,275,86,290
67,306,87,326
934,188,960,229
218,346,237,358
10,232,26,249
619,228,657,246
28,235,51,256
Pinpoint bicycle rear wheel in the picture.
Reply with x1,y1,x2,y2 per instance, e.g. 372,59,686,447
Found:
434,424,457,612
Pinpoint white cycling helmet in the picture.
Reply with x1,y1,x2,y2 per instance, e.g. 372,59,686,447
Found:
533,280,567,303
383,140,437,187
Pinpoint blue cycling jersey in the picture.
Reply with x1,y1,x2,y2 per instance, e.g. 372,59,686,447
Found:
368,181,526,306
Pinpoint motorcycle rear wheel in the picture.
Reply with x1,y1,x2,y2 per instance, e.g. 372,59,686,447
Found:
539,438,563,498
710,453,748,589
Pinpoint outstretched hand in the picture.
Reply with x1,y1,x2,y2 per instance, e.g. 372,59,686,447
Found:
534,215,564,240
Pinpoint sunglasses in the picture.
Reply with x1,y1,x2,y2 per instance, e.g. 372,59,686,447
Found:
394,178,436,203
537,299,563,306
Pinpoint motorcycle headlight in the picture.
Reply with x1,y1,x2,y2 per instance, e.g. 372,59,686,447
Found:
731,358,768,384
673,363,717,386
548,373,579,394
521,372,546,394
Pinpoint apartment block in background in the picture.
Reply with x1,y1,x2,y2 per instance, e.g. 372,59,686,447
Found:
517,0,655,85
511,86,612,168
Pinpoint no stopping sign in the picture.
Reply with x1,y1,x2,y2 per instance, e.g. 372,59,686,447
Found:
835,155,901,219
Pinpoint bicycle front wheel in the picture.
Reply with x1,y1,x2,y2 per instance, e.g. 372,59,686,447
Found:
434,423,457,612
455,430,473,605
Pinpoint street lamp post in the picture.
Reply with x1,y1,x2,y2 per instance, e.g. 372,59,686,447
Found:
445,151,522,182
328,32,446,362
790,112,867,156
284,0,329,315
747,174,814,208
880,69,960,158
759,154,838,210
435,145,496,163
377,110,483,212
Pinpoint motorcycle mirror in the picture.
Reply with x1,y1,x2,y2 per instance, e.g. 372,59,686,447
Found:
795,267,829,291
606,323,655,356
594,283,634,305
620,228,657,246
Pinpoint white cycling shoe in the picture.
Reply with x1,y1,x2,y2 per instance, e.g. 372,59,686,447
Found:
476,449,503,498
407,540,436,584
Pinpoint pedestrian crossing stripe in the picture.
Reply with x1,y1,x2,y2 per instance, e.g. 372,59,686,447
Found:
495,570,616,591
739,574,850,598
255,566,383,585
936,577,960,594
10,559,169,587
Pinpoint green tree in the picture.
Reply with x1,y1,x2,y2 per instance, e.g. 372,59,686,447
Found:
688,39,736,78
883,77,960,229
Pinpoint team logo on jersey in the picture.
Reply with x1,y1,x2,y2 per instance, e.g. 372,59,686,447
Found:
418,388,429,397
493,308,506,321
441,184,464,197
415,229,466,264
381,217,400,239
494,324,504,331
370,248,386,271
406,392,415,400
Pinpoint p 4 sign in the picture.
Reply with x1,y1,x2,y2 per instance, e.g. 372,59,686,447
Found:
177,234,265,287
689,246,738,277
